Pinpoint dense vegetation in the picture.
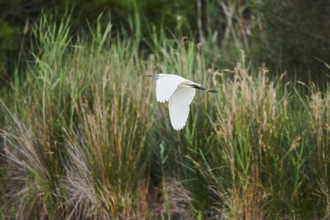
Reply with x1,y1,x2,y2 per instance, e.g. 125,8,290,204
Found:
1,0,329,82
0,1,329,219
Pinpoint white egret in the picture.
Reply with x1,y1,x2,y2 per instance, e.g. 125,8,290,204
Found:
146,73,216,130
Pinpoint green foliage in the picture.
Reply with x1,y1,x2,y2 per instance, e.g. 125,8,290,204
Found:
0,13,330,219
0,19,20,52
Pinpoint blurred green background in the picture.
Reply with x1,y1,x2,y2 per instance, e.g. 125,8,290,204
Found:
1,0,329,84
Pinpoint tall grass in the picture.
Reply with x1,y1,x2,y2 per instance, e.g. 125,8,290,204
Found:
0,14,329,219
1,14,154,219
179,60,330,218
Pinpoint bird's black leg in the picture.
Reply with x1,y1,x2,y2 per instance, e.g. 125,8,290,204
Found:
187,84,217,93
187,84,207,91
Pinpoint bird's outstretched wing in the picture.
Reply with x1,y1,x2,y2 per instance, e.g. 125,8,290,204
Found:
168,87,196,130
156,75,188,102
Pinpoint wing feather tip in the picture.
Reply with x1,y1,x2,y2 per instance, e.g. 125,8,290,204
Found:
157,99,167,103
172,123,185,130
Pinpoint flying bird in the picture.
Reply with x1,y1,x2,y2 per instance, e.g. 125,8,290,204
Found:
146,73,216,130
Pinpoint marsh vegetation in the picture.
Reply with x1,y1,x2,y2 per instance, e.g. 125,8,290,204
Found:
0,2,329,219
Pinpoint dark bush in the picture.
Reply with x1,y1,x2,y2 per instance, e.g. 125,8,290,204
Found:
251,0,330,82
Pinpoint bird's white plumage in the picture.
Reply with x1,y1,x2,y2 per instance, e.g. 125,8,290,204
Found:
169,86,196,130
156,74,192,102
147,73,212,130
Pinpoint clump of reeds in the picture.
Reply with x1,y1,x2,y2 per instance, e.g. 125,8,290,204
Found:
1,14,154,219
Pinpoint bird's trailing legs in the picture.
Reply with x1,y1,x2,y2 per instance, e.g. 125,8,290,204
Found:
186,83,217,93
